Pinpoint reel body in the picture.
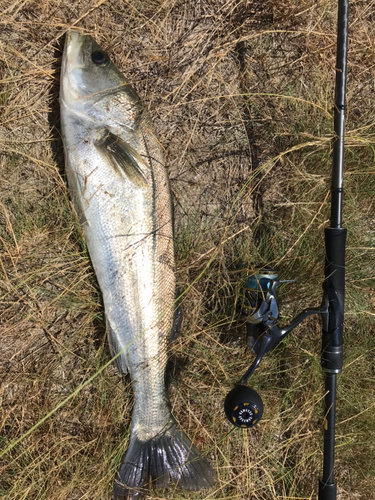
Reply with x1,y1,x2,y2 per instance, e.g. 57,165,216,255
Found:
225,266,325,428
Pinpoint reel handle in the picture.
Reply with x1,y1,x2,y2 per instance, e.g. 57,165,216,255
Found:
224,385,263,429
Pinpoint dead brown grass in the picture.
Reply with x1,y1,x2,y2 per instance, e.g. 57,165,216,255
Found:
1,1,375,499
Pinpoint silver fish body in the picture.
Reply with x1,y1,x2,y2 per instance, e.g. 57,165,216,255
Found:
60,31,215,499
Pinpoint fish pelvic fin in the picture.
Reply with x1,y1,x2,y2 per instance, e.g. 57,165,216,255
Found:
113,418,216,500
170,303,183,343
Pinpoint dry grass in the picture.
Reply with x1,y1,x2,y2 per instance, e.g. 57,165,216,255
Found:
1,0,375,499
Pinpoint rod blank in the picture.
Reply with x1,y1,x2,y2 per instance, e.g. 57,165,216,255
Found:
331,0,349,229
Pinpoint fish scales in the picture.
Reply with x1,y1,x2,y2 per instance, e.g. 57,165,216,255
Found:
60,31,215,499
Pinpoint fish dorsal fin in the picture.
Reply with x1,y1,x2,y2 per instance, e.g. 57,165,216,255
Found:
95,129,148,187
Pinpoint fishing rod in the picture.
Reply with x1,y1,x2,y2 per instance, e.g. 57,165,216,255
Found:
224,1,349,499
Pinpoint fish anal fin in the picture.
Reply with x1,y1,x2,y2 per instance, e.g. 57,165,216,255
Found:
95,129,148,188
106,317,129,375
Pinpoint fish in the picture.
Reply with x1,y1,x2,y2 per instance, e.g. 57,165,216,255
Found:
60,30,216,499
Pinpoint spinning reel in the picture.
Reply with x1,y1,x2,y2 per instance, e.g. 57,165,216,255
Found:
224,266,327,429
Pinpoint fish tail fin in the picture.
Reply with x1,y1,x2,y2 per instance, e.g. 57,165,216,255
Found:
113,418,216,500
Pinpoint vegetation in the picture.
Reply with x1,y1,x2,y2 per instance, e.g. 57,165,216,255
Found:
0,1,374,499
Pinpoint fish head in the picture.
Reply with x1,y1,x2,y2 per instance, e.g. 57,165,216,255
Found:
60,30,128,112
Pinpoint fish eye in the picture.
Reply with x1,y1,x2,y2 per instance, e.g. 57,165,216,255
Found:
92,51,108,66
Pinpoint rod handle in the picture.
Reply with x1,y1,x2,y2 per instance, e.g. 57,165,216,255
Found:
322,228,346,373
318,480,337,500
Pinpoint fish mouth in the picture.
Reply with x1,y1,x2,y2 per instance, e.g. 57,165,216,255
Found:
60,30,89,107
64,30,86,71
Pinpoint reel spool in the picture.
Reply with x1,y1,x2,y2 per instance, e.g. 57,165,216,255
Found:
241,266,279,322
241,267,280,355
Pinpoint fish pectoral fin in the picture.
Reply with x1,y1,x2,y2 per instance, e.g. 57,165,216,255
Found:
106,318,129,375
95,129,148,188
